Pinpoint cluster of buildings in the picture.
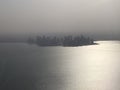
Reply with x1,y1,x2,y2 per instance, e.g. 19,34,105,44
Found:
30,35,94,46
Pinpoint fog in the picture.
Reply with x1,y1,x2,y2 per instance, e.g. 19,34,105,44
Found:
0,0,120,40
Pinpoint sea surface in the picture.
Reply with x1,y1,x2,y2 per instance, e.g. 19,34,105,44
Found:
0,41,120,90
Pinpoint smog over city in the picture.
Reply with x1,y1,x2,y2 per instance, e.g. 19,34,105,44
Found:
0,0,120,41
0,1,120,90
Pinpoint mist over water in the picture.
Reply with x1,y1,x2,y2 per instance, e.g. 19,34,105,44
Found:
0,0,120,40
0,41,120,90
0,0,120,89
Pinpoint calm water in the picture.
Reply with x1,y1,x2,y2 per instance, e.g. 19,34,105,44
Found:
0,41,120,90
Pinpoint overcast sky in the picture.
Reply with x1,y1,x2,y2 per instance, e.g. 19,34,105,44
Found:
0,0,120,39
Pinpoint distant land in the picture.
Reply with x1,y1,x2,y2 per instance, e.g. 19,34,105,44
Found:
27,35,97,47
0,33,119,43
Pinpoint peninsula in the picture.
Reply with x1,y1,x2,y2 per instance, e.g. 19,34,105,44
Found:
28,35,96,47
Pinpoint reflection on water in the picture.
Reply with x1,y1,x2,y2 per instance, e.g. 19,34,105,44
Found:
0,41,120,90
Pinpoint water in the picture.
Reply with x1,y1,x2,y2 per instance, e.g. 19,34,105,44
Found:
0,41,120,90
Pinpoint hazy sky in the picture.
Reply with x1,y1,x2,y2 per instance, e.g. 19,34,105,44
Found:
0,0,120,39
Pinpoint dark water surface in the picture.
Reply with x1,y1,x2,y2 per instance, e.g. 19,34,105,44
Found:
0,41,120,90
